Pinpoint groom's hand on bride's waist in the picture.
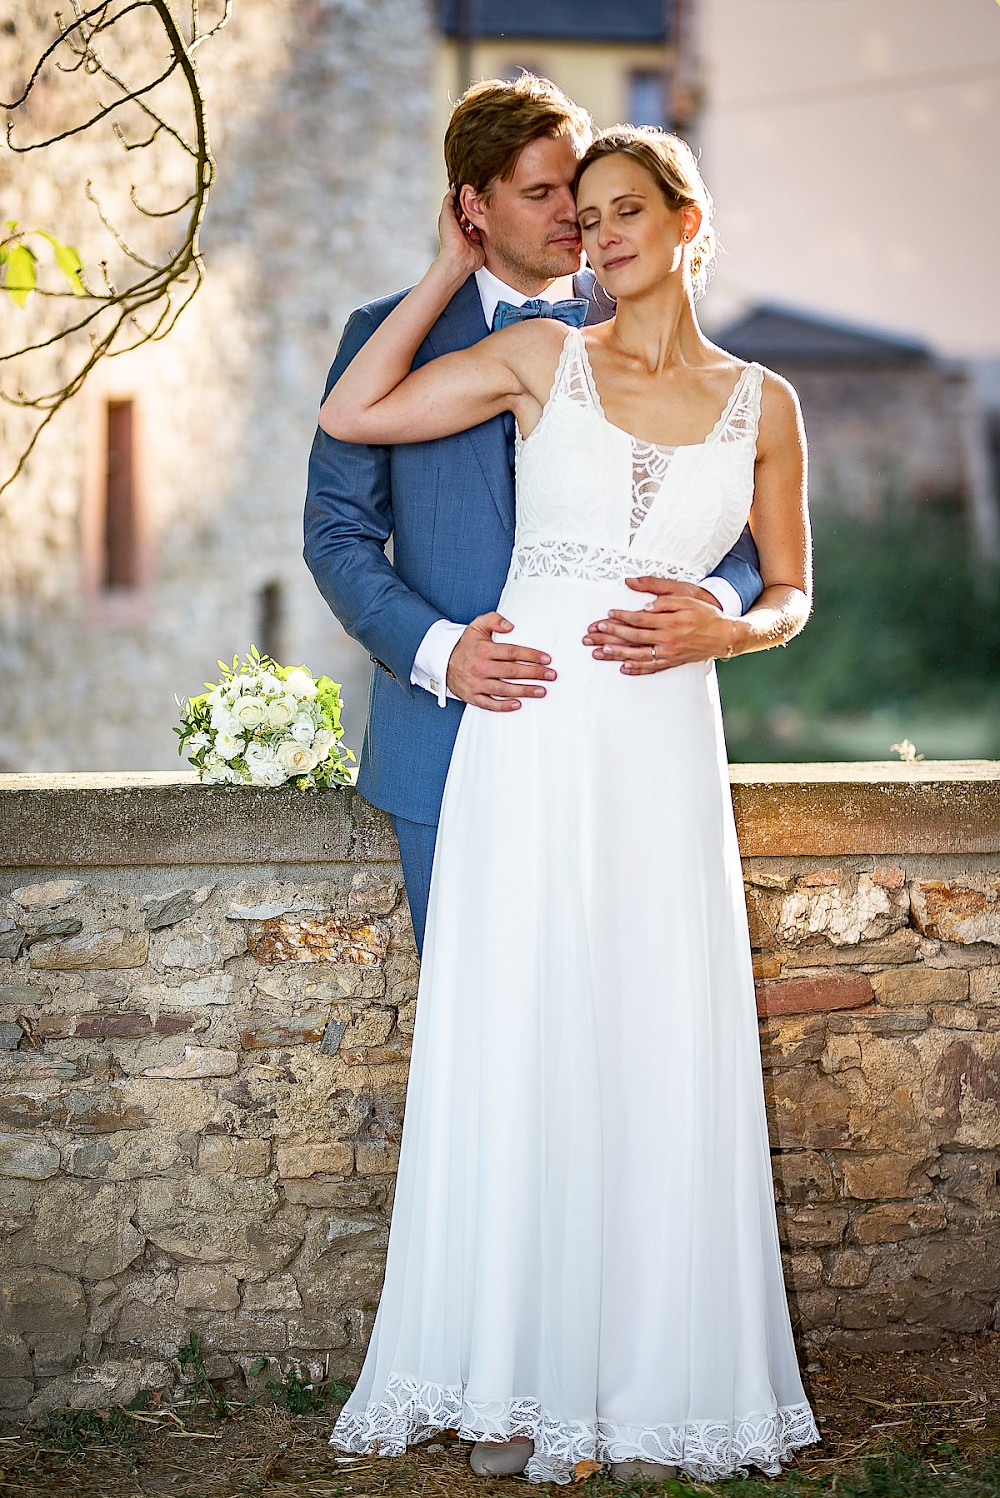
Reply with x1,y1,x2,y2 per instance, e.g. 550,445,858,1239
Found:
583,578,739,674
446,612,557,711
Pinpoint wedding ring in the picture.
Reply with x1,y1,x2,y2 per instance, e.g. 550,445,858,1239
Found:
651,644,657,662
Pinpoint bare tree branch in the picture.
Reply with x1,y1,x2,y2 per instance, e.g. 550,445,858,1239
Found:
0,0,230,492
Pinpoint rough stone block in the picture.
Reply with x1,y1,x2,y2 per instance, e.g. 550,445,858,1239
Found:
0,923,25,961
354,1140,400,1175
143,1045,238,1079
870,967,968,1009
756,973,874,1018
936,1151,1000,1209
162,928,224,970
26,1357,173,1414
781,1250,823,1291
758,1013,828,1070
199,1135,271,1176
0,1330,32,1376
764,1069,853,1150
970,967,1000,1007
276,1142,354,1179
819,1034,862,1074
854,1201,947,1243
239,1012,327,1049
144,888,213,930
249,915,387,967
913,1233,1000,1291
176,1267,241,1311
12,881,81,908
778,1205,849,1248
320,1017,348,1056
788,1290,839,1330
30,929,149,971
343,1010,394,1049
396,1000,417,1036
348,871,399,917
1,1268,87,1336
770,874,910,949
772,1150,835,1204
23,917,83,945
825,1248,873,1287
0,1378,32,1409
254,966,386,1002
925,1033,1000,1139
783,929,923,969
0,1134,61,1179
911,880,1000,945
931,1004,1000,1031
5,1180,145,1278
0,1052,75,1081
187,1311,288,1353
838,1151,933,1200
62,1130,189,1180
241,1274,302,1312
0,1018,23,1054
138,974,236,1007
827,1009,929,1034
281,1177,393,1210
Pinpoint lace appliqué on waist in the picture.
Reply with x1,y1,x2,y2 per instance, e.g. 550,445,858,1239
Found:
509,540,701,585
330,1373,820,1485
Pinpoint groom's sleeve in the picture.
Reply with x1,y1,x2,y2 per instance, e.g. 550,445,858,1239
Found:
304,306,445,693
705,524,764,615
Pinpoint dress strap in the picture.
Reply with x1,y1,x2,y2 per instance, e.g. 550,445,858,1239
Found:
719,363,765,448
549,326,595,410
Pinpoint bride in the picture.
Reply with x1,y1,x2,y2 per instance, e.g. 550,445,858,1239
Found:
320,125,818,1485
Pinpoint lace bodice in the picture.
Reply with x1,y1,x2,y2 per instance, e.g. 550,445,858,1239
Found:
511,327,763,585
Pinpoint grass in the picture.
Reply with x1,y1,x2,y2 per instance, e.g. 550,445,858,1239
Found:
719,504,1000,762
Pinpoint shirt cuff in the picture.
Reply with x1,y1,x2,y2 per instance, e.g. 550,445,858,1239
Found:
411,618,466,706
700,575,743,618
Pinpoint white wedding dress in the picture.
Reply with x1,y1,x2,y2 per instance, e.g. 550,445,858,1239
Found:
331,327,819,1483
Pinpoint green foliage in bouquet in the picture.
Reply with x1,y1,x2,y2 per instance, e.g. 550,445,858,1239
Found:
175,647,355,791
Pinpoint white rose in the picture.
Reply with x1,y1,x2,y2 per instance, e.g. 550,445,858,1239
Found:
275,740,318,776
290,716,314,744
234,696,266,731
285,668,318,700
210,705,241,737
257,671,282,696
266,695,296,729
215,730,244,761
243,743,283,786
188,731,209,753
312,728,337,761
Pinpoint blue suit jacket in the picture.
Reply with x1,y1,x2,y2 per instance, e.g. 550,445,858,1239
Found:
304,269,763,826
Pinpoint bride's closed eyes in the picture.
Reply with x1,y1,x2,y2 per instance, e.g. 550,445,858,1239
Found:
577,199,645,232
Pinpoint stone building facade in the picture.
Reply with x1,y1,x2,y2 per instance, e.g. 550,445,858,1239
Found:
0,0,437,774
0,764,998,1414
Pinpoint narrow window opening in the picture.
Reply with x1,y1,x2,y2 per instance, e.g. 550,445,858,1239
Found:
627,70,668,131
258,580,283,662
103,399,138,589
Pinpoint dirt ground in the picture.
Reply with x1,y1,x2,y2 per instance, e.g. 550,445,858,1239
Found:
2,1334,998,1498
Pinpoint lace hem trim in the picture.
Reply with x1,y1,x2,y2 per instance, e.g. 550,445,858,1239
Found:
330,1374,820,1485
509,540,702,585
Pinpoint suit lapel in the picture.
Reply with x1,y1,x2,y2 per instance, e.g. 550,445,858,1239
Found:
424,276,515,532
575,267,616,326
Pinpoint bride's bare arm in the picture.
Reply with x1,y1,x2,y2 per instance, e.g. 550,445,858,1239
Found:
320,194,547,445
723,371,811,657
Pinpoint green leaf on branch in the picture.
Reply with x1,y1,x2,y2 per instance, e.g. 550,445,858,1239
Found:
36,231,85,296
3,242,37,307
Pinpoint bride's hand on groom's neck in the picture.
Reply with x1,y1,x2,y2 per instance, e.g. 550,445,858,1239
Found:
436,189,485,282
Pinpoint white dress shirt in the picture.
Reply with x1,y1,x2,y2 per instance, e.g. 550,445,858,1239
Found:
410,267,742,705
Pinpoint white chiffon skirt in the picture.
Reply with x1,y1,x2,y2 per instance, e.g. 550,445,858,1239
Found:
331,575,819,1483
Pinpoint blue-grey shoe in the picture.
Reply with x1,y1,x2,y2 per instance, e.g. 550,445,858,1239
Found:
469,1438,534,1476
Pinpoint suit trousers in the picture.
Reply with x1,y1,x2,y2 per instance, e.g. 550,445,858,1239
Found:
389,813,438,956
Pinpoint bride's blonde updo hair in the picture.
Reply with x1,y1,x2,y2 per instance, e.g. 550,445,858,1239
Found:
574,125,717,299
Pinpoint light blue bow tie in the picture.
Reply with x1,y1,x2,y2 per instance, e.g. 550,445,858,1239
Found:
492,296,589,332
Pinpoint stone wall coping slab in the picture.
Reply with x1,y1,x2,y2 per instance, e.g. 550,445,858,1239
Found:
0,763,997,867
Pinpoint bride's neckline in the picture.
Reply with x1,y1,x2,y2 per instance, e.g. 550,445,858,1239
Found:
576,329,755,453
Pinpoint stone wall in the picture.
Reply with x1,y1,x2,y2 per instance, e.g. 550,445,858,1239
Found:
1,765,999,1417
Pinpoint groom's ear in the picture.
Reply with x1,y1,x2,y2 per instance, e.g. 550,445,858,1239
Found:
458,183,489,235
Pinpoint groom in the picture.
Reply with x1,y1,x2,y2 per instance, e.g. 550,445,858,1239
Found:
304,74,763,952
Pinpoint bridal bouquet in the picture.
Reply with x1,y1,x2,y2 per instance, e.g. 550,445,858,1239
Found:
176,649,355,790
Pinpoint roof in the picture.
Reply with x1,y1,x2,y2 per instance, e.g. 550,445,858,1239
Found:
715,303,932,367
438,0,668,44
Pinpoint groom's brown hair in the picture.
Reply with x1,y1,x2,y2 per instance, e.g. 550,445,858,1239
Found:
445,74,593,198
